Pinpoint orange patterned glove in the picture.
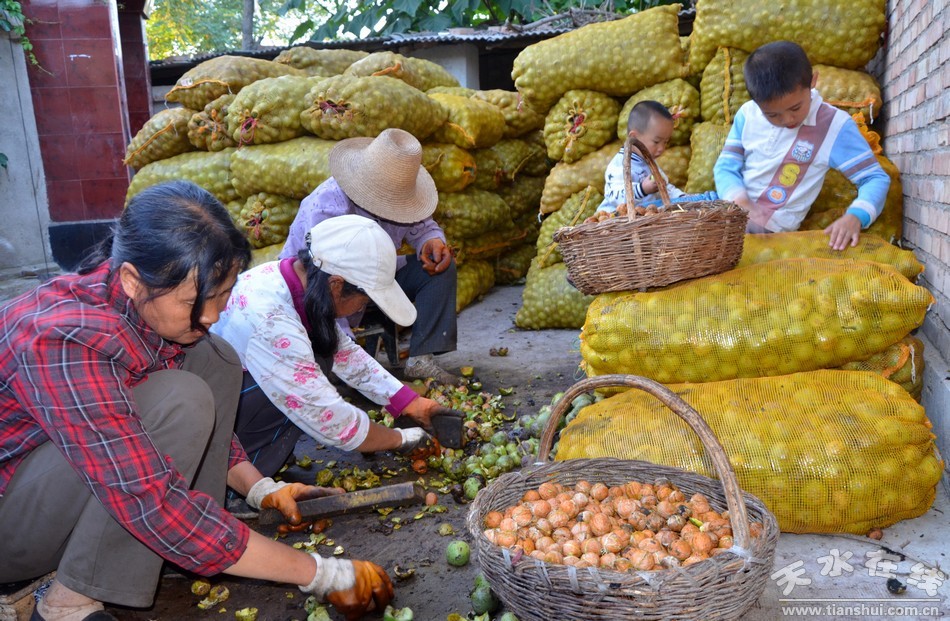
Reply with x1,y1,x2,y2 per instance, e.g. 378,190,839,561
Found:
246,477,343,524
300,555,394,620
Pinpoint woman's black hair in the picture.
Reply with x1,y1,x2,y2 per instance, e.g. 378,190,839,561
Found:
79,180,252,333
744,40,813,103
297,249,363,358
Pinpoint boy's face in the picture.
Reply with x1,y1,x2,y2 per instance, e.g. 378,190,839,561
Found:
630,115,674,158
757,79,816,129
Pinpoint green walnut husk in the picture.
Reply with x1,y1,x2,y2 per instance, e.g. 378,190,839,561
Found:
300,75,448,141
656,145,691,190
126,149,239,205
539,140,619,214
421,143,476,193
515,258,595,330
166,55,304,110
435,189,512,239
230,136,335,199
700,47,750,123
545,90,621,164
227,75,325,146
238,193,300,249
685,121,731,193
188,94,238,152
273,46,367,76
429,93,506,150
124,107,196,170
617,78,700,147
457,260,495,312
512,4,685,113
535,186,603,268
688,0,886,74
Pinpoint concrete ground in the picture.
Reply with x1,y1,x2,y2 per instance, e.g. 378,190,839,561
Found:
1,276,948,620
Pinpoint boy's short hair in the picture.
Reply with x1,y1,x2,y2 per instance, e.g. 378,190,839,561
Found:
744,40,813,103
626,100,673,134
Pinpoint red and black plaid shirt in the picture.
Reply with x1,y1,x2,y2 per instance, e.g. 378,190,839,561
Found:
0,262,249,574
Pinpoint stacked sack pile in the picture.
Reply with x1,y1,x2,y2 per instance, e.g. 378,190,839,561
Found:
554,1,944,535
123,48,552,312
513,1,904,330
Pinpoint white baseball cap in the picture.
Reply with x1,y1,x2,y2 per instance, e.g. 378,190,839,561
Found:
307,215,417,327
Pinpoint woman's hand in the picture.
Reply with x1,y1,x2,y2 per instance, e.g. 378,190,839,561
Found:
420,239,453,275
247,478,345,525
400,396,440,429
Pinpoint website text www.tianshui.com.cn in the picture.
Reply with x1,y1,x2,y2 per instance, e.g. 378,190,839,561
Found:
781,602,941,617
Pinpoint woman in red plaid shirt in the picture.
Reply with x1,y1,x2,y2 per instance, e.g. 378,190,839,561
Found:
0,182,392,621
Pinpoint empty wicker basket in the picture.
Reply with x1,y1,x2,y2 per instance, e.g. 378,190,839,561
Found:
466,375,778,621
554,135,748,295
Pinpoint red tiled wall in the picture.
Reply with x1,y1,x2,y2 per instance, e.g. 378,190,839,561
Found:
870,1,950,361
118,7,151,136
22,0,132,223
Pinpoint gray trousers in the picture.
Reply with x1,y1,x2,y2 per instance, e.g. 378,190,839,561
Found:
0,336,242,607
395,256,457,356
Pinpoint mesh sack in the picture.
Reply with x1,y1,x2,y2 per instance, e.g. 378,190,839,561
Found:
344,51,459,91
471,149,505,191
300,75,447,141
801,154,903,244
427,86,477,97
737,230,923,280
225,199,244,226
434,188,512,239
226,75,324,146
536,186,603,268
544,90,621,164
515,259,595,329
123,108,196,170
688,0,886,74
839,336,924,401
249,243,284,269
685,122,730,193
126,149,238,205
453,224,527,263
494,244,537,285
699,47,750,124
429,93,506,150
230,137,335,199
617,79,700,147
558,370,941,534
656,145,690,189
188,94,238,152
422,143,476,193
238,193,300,249
540,140,619,214
496,176,546,220
273,47,367,76
472,89,546,138
580,258,933,383
165,55,304,111
514,212,541,246
512,5,686,113
491,138,549,182
457,260,495,312
814,65,883,122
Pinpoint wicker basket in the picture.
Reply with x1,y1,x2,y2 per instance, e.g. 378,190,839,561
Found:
466,375,778,621
553,135,748,295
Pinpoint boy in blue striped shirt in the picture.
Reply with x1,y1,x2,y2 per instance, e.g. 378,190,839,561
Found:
713,41,890,250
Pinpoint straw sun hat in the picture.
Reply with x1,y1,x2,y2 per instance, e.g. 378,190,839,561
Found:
329,128,438,224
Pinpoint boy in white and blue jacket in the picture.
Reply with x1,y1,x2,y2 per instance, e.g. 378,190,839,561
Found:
713,41,890,250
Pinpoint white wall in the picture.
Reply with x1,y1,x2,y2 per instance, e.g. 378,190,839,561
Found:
0,33,53,274
410,43,481,89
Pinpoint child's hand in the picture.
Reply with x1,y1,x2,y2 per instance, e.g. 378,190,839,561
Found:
641,176,659,195
824,213,862,250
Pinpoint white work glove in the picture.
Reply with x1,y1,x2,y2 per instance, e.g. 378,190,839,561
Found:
244,476,289,511
300,553,356,599
396,427,434,454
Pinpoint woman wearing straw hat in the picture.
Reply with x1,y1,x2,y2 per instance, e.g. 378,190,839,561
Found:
279,128,461,386
215,215,451,478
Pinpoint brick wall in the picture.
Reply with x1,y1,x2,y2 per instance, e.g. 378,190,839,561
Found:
871,1,950,361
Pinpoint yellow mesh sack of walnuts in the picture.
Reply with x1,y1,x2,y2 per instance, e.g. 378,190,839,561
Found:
656,145,690,189
229,137,335,200
126,149,239,205
457,260,495,313
617,79,700,147
536,186,602,268
515,258,595,330
557,369,941,534
421,143,476,193
166,56,304,111
494,244,537,285
226,76,325,146
238,193,300,249
688,0,886,75
274,47,367,77
580,258,933,383
472,89,546,138
540,141,619,214
699,47,750,124
124,108,196,170
685,121,730,193
434,188,512,239
497,176,546,221
188,94,238,152
545,90,621,164
345,51,459,92
839,335,924,401
512,4,685,113
429,93,506,150
737,230,923,279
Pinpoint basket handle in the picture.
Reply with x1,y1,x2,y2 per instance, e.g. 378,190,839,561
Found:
623,134,672,214
537,374,753,551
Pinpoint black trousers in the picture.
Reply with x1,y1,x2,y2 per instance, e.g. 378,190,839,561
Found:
395,255,457,356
